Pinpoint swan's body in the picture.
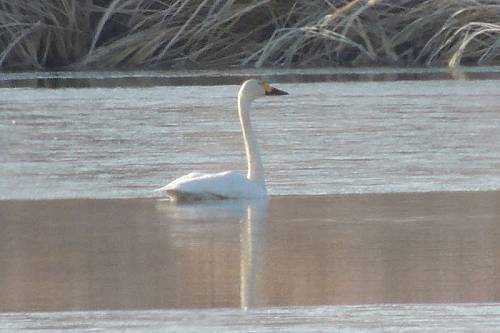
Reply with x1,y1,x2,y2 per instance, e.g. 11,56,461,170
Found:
159,79,287,202
162,171,266,201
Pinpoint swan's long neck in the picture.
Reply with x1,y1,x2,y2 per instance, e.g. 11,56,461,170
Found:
238,94,265,189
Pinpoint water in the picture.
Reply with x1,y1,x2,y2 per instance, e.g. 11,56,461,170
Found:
1,68,500,199
2,192,500,312
1,192,500,331
2,68,500,331
3,304,500,333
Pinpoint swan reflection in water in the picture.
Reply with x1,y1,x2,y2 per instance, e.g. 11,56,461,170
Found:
156,199,269,309
239,199,268,310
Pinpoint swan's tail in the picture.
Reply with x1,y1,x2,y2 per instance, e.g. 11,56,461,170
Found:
154,186,167,194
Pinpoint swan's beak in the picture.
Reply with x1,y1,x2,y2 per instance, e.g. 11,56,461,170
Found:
265,86,288,96
264,83,288,96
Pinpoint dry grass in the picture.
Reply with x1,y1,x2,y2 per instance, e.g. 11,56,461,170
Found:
0,0,499,69
252,0,500,67
0,0,93,69
81,0,277,68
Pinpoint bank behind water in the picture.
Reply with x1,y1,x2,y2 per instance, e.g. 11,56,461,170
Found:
1,1,500,70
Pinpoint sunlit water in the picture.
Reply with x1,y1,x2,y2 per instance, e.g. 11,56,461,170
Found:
3,304,500,333
1,68,500,199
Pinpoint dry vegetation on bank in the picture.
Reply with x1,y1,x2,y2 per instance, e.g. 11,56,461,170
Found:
0,0,499,70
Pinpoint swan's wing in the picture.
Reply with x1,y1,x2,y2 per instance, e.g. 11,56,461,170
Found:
159,171,266,200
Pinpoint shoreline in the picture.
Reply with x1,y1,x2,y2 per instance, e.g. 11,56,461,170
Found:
2,66,500,89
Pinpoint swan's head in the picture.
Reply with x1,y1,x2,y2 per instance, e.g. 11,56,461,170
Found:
239,79,288,101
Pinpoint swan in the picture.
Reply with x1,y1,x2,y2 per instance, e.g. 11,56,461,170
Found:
159,79,288,202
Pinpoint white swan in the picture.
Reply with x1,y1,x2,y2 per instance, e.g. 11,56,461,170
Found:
159,79,288,202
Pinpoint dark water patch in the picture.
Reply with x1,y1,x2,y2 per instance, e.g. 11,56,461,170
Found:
1,192,499,312
2,67,500,88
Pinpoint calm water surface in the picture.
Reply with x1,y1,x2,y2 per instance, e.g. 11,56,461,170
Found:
1,191,500,332
1,68,500,199
1,192,500,312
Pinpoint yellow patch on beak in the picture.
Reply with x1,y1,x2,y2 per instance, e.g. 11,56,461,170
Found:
263,82,273,94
